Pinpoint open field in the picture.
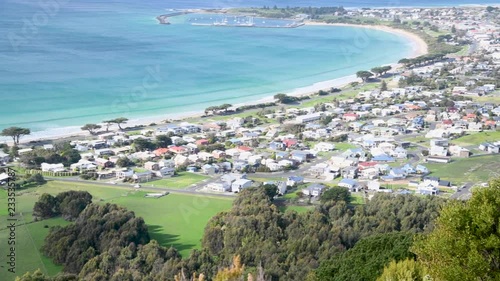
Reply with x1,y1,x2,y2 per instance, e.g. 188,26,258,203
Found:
147,172,210,189
451,131,500,147
426,155,500,184
278,205,314,213
0,217,69,280
0,180,233,279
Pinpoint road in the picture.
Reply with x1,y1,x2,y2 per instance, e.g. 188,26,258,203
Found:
45,176,236,199
450,182,473,200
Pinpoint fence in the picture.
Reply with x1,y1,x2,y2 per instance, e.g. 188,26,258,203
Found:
25,169,78,177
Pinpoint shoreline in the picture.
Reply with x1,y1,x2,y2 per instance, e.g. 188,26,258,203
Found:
3,23,429,145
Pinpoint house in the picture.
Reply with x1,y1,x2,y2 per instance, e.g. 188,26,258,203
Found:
416,165,429,174
212,150,226,159
388,168,406,179
70,159,97,171
367,180,381,191
401,164,416,174
144,161,159,171
41,163,65,172
206,181,231,192
479,143,500,154
0,151,10,164
154,167,175,178
302,183,326,197
417,184,439,195
342,166,358,179
314,142,335,152
95,158,114,168
153,148,170,157
426,156,451,163
286,176,304,187
221,173,247,184
133,171,153,183
196,139,209,146
338,178,359,192
269,141,286,151
429,145,448,157
231,179,253,193
282,139,298,148
18,148,33,155
116,169,134,180
296,112,322,123
343,113,359,122
291,151,311,163
372,154,395,163
202,164,217,175
392,147,407,159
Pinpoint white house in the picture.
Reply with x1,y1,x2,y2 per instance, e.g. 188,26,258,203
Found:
367,180,381,191
302,184,326,197
231,179,253,193
314,142,336,152
41,163,65,172
206,182,231,192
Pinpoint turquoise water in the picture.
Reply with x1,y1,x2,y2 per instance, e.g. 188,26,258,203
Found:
2,0,417,132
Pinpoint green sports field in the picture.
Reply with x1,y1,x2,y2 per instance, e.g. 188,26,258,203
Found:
0,180,233,280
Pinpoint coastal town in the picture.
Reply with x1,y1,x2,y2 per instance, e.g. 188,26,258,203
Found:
2,5,499,207
1,4,500,281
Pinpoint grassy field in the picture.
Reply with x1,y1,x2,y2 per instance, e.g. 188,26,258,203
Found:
334,143,358,151
426,155,500,184
147,172,210,189
0,180,233,279
278,205,314,213
451,131,500,147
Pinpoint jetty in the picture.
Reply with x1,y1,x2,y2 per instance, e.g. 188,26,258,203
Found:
156,15,170,24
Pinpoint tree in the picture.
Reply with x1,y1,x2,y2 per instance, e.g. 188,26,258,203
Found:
29,173,46,185
413,178,500,281
116,157,134,168
486,6,496,12
102,120,114,132
1,126,31,144
214,256,245,281
320,187,351,203
218,104,232,113
262,184,278,201
81,124,101,135
376,259,428,281
33,193,58,219
156,135,172,148
133,138,155,152
273,93,296,104
380,80,388,91
356,71,373,82
109,117,128,130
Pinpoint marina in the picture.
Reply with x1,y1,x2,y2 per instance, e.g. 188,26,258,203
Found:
188,14,304,28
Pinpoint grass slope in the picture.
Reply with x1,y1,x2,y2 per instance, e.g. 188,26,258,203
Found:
426,155,500,184
451,131,500,147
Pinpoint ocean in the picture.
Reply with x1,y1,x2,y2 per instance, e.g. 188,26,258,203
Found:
0,0,497,135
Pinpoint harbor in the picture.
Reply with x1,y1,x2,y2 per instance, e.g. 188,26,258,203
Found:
188,14,305,28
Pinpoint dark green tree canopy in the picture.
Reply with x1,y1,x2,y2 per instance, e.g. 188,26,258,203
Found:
1,126,31,144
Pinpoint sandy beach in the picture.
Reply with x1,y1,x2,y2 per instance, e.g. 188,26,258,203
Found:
304,21,429,58
5,23,429,144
